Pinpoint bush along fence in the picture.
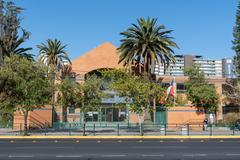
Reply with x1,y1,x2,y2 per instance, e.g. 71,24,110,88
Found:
0,122,239,136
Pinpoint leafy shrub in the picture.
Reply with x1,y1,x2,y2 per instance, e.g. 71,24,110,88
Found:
176,94,188,106
223,112,240,125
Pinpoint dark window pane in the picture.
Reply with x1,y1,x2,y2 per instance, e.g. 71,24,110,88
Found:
177,83,185,90
68,107,75,114
176,83,186,93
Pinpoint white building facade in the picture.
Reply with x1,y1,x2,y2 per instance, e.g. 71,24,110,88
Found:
154,54,232,78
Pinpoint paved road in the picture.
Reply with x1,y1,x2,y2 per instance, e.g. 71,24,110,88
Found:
0,139,239,159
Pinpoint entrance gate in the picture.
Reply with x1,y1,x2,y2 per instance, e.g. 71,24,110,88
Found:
155,106,167,124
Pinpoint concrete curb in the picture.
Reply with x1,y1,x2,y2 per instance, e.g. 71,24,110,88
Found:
0,135,240,139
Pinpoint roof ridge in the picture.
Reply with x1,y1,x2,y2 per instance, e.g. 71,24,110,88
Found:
72,42,117,61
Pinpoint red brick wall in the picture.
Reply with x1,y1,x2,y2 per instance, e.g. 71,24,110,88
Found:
13,107,52,130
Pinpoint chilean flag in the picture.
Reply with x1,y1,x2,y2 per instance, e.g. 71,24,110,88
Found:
166,79,175,97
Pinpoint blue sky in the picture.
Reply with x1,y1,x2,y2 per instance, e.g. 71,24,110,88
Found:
14,0,237,60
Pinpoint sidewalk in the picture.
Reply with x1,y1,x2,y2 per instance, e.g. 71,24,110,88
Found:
1,126,240,137
0,135,240,139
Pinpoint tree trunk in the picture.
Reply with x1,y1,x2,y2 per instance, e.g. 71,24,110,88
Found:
137,114,143,136
144,58,147,74
23,110,29,136
82,113,86,136
147,55,151,76
153,98,156,124
138,63,141,75
145,55,152,79
129,61,132,73
163,63,166,75
62,106,67,123
50,69,56,124
0,48,3,66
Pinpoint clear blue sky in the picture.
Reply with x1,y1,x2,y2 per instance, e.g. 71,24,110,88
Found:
14,0,237,60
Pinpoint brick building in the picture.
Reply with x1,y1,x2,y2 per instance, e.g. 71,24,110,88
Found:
13,42,226,128
59,42,225,124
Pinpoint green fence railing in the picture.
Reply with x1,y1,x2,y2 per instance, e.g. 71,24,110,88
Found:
2,122,239,136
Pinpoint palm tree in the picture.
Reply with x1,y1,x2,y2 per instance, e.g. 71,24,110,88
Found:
37,39,71,74
118,17,178,76
118,18,178,124
0,29,33,60
0,1,34,63
59,64,73,79
37,39,71,123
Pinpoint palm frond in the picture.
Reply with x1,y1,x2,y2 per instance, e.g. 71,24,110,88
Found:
118,17,178,75
37,39,71,71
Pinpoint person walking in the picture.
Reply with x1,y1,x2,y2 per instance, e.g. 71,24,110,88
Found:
203,118,208,131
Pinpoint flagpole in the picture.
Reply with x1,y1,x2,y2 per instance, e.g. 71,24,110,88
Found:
173,77,176,107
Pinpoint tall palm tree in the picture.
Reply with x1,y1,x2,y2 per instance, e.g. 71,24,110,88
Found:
118,17,178,76
37,39,71,74
118,18,179,124
37,39,71,123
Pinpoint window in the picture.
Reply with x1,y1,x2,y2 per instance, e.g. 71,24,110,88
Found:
68,107,75,114
86,112,98,122
99,107,127,122
177,83,186,93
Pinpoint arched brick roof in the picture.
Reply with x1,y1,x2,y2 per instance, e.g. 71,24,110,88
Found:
72,42,124,76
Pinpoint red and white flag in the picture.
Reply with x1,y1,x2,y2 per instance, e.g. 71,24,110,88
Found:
166,78,176,97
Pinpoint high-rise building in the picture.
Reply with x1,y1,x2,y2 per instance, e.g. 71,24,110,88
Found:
222,58,235,78
154,55,185,76
154,54,233,78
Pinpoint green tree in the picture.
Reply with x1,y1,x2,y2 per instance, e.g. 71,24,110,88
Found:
233,1,240,75
59,64,73,79
38,39,72,121
102,69,165,134
58,77,83,123
57,75,103,136
223,78,240,105
148,80,166,123
114,74,148,135
226,1,240,108
82,75,103,135
118,17,178,76
0,55,53,135
175,94,188,106
185,66,219,113
0,0,33,63
37,39,71,74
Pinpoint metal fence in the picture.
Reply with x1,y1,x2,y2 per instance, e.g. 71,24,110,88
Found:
1,122,239,136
